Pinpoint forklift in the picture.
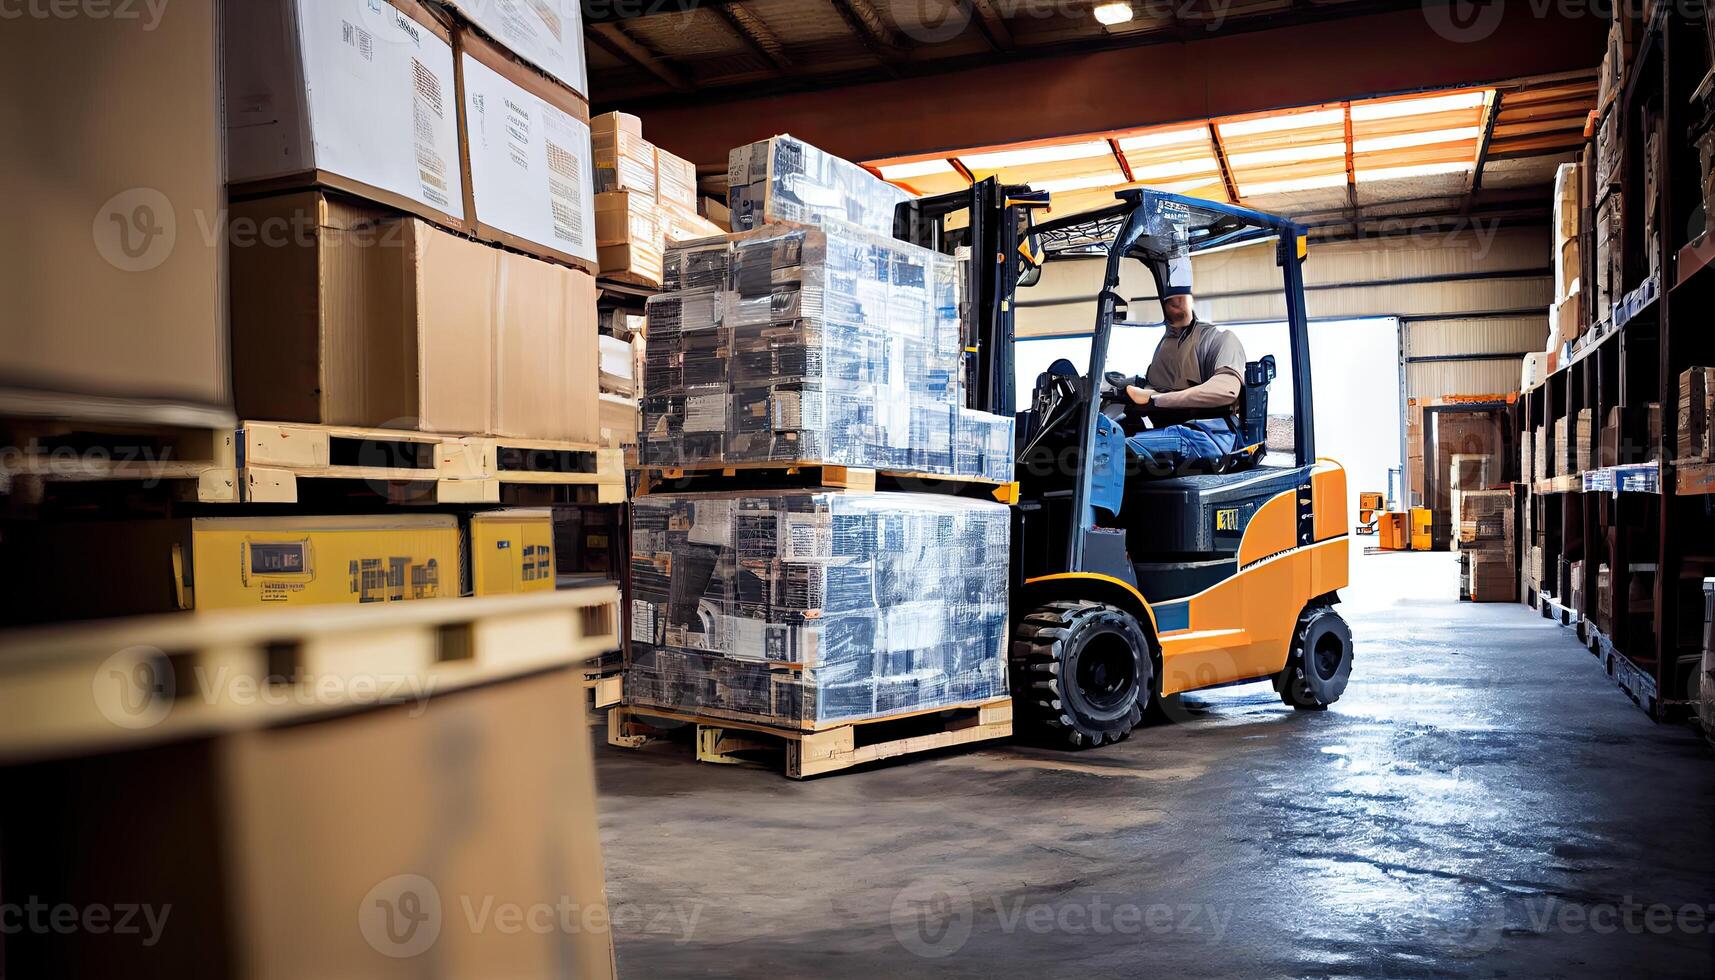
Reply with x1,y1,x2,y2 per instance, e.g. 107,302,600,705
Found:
897,182,1354,747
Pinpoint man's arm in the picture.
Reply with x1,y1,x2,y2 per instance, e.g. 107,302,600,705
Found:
1148,372,1241,409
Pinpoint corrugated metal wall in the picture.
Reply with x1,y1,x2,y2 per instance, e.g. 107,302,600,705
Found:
1016,226,1552,402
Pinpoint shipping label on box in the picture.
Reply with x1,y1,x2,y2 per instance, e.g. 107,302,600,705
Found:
459,32,597,269
191,516,462,608
226,0,467,227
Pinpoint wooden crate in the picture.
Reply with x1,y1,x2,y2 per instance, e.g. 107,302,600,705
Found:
608,697,1012,779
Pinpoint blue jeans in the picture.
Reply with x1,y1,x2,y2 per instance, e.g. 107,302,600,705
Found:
1125,419,1237,473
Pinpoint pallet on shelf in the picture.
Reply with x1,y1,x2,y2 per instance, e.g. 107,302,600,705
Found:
608,697,1013,779
0,586,620,762
0,389,240,503
238,420,626,505
637,461,1020,504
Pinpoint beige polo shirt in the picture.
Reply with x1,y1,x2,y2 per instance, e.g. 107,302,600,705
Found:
1144,319,1247,393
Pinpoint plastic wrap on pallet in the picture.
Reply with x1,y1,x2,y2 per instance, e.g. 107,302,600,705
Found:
955,409,1016,483
643,222,995,475
626,490,1011,727
727,135,914,236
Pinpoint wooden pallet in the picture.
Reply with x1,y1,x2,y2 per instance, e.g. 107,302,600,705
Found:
239,421,626,505
638,461,1020,504
0,586,621,763
0,401,239,503
608,697,1013,779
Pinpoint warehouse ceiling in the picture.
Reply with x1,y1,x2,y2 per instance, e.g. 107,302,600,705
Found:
588,0,1435,108
867,72,1596,236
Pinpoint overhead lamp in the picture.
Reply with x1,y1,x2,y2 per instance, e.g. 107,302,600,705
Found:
1093,2,1134,26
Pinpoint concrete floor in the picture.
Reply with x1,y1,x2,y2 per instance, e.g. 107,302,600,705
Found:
594,546,1715,978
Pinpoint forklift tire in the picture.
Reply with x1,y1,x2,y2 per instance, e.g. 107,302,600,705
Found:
1274,606,1353,710
1012,601,1152,748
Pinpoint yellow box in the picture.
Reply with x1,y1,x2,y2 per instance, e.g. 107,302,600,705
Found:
191,515,462,609
468,509,556,595
1409,508,1433,551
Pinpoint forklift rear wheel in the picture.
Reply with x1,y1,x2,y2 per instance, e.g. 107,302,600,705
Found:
1013,601,1152,748
1274,606,1353,710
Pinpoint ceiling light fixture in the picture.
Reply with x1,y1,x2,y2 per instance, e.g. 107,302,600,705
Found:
878,159,956,181
960,140,1114,170
1093,2,1134,26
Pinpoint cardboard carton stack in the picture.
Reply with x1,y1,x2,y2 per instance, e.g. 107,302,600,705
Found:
592,112,726,287
626,138,1016,731
1549,162,1584,352
1458,489,1516,602
1680,367,1715,463
224,0,603,443
627,492,1011,727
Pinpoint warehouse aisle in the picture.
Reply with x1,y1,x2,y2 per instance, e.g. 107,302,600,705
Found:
595,545,1715,979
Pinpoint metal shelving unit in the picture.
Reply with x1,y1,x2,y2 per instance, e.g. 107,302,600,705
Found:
1520,5,1715,717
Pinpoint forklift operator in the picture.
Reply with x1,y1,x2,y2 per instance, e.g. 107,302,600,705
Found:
1122,289,1246,468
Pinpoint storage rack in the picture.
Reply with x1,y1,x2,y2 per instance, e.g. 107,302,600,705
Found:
1519,5,1715,717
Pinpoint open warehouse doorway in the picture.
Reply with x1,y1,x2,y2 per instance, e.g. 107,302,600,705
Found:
1016,317,1404,512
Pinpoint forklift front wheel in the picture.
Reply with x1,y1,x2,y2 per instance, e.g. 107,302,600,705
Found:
1274,606,1353,711
1012,601,1152,748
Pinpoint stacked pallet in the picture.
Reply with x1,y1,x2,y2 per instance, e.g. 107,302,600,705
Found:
616,137,1017,776
1457,489,1516,603
592,112,726,287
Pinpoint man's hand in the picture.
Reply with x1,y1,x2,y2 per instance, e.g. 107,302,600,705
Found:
1126,385,1156,407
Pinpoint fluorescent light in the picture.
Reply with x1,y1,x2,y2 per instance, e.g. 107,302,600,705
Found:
1352,126,1481,154
878,159,956,181
961,140,1113,170
1226,141,1346,168
1117,127,1209,151
1128,156,1220,181
1094,2,1134,25
1033,172,1124,194
1355,162,1474,182
1350,91,1488,121
1218,108,1345,138
1239,173,1349,196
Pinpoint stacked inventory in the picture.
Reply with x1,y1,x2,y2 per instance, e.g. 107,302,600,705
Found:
592,112,726,287
623,137,1017,758
627,491,1011,727
641,221,1014,479
1591,15,1629,326
1680,368,1715,464
1457,490,1516,602
1549,162,1585,353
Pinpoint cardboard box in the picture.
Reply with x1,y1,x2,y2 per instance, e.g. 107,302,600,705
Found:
595,190,664,287
457,29,598,272
656,147,700,213
1552,161,1580,244
494,251,602,443
231,192,599,442
0,515,462,623
599,392,641,449
231,192,495,432
0,664,614,980
661,208,728,244
1451,454,1491,491
1553,288,1583,348
468,509,556,595
437,0,588,98
727,134,913,235
0,0,229,412
1680,367,1715,462
599,334,638,397
1466,551,1517,602
592,112,657,198
225,0,467,230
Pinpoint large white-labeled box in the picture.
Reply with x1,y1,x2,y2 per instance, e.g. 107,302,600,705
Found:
458,30,598,272
439,0,589,99
225,0,467,230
